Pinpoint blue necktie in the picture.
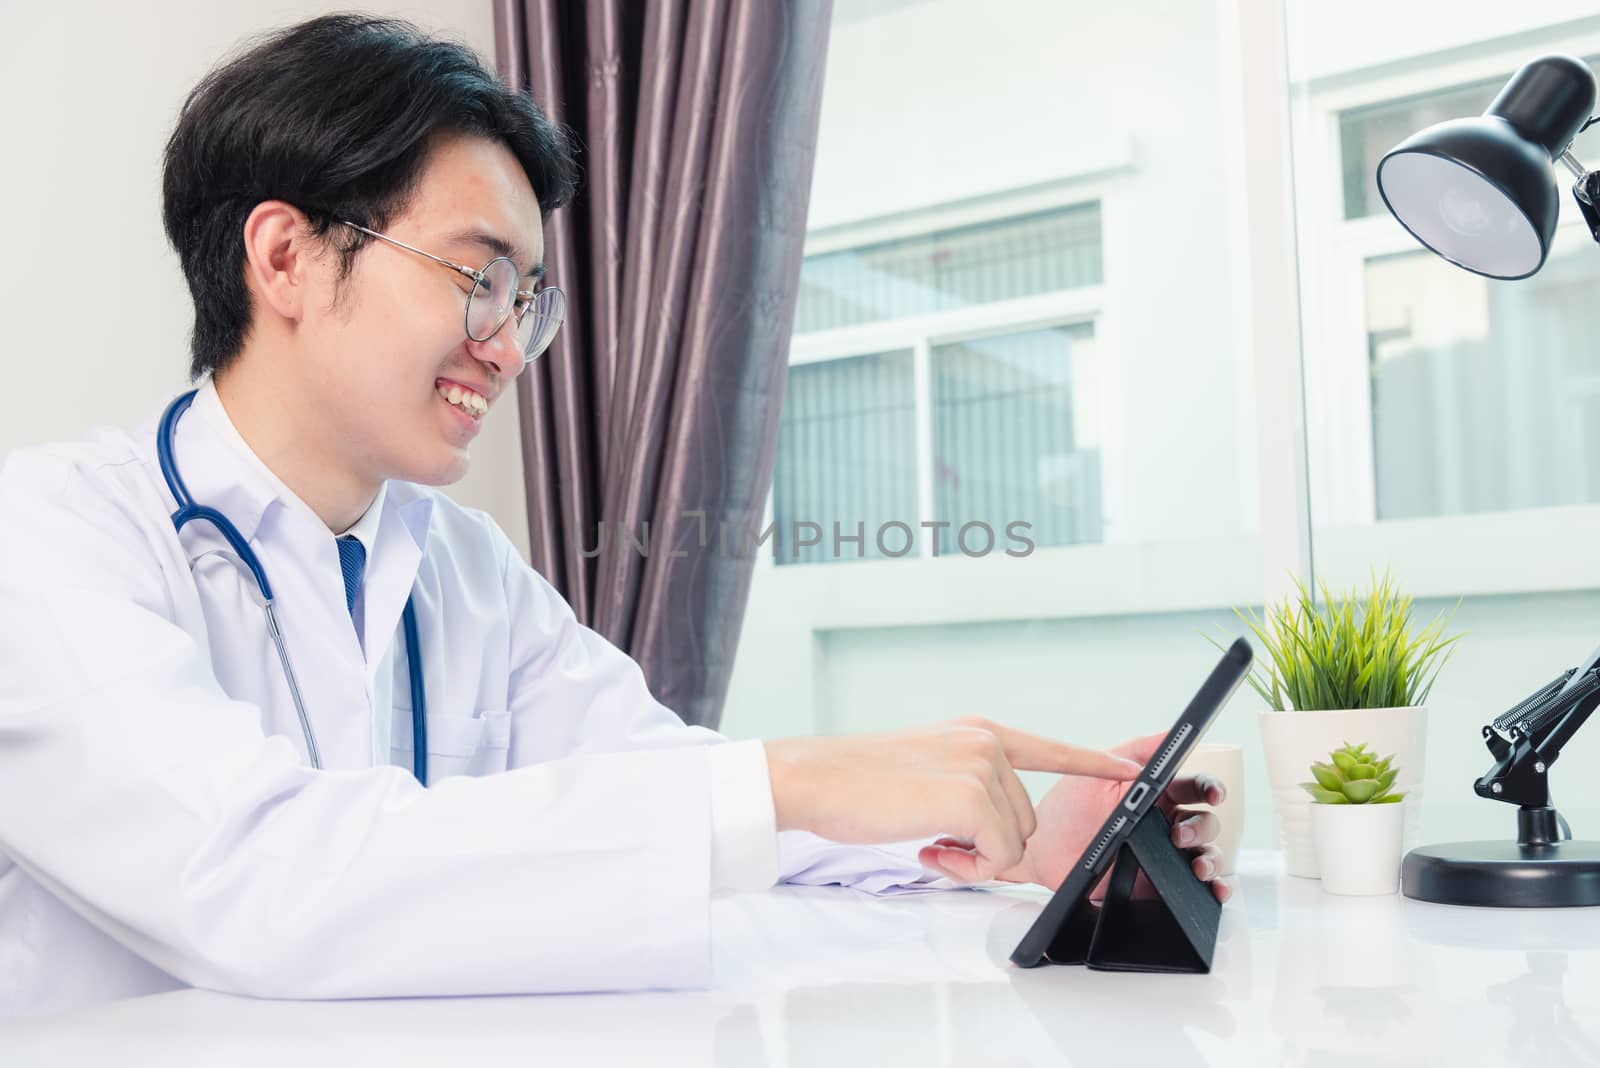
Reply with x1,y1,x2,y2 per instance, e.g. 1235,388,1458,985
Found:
336,535,366,621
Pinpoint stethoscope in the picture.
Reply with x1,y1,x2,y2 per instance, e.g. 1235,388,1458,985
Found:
158,390,428,783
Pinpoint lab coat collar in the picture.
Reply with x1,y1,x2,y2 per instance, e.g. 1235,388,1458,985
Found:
359,487,433,673
163,379,436,674
182,379,432,557
335,482,386,555
173,379,282,547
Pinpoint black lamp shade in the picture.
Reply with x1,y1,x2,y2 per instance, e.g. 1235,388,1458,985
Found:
1376,55,1597,280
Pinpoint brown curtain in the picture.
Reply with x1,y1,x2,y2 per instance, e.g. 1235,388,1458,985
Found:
493,0,832,728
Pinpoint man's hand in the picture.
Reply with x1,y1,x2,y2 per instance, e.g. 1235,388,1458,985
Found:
933,731,1231,903
764,716,1145,884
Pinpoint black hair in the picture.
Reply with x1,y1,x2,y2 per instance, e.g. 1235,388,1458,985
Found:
161,12,579,380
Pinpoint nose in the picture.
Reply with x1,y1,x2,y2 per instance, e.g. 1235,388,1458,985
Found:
464,319,527,381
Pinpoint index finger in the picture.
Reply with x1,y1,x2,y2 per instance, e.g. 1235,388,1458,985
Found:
1113,733,1226,805
1107,731,1167,765
980,721,1144,780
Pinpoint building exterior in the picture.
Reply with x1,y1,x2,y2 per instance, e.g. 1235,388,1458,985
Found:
724,0,1600,848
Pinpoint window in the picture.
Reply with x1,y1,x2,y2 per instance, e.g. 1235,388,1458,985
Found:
1340,73,1600,221
1364,245,1600,518
724,0,1600,856
1286,18,1600,849
773,203,1106,565
930,323,1102,552
1338,78,1505,220
773,350,919,564
794,203,1103,333
1312,62,1600,525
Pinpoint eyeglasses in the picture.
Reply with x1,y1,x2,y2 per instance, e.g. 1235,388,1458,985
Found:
340,221,565,364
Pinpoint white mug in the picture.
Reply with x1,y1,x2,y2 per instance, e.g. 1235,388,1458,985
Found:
1174,742,1244,877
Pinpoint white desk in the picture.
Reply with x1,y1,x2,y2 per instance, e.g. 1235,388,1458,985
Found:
3,850,1599,1066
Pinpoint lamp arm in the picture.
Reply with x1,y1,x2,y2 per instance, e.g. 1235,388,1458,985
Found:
1476,664,1600,812
1559,136,1600,239
1570,169,1600,241
1531,686,1600,764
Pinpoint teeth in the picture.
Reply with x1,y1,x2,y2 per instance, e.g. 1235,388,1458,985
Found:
437,382,488,418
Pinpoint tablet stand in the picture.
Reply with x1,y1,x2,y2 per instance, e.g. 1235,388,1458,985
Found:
1041,807,1222,973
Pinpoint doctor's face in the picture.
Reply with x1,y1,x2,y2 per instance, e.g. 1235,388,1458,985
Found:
303,133,545,487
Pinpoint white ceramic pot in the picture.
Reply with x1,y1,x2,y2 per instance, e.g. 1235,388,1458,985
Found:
1257,706,1426,878
1310,800,1407,895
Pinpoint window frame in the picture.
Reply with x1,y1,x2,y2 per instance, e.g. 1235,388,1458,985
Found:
1290,27,1600,597
771,183,1124,565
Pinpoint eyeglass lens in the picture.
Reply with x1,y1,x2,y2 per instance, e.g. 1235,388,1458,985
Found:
467,258,565,361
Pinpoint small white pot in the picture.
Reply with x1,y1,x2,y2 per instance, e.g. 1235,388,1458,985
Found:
1310,800,1407,895
1258,705,1427,878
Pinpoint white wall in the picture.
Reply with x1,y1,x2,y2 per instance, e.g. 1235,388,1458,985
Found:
0,0,531,560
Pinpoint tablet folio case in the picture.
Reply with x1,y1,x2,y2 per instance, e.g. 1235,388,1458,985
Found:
1041,807,1222,973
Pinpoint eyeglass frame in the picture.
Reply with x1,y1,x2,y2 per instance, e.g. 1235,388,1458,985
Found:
338,220,562,363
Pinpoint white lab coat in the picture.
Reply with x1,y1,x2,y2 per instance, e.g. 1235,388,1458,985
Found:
0,382,959,1015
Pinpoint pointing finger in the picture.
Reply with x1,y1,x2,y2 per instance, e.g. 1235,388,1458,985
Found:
975,721,1143,780
1107,731,1167,765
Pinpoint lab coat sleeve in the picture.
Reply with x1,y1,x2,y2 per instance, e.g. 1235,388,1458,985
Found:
711,736,985,895
779,831,1013,894
0,450,718,998
494,530,995,898
496,531,773,893
707,739,783,893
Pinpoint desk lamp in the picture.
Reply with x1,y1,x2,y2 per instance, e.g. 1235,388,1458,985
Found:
1375,53,1600,906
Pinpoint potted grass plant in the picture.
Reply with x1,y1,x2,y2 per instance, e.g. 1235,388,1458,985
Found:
1224,569,1459,879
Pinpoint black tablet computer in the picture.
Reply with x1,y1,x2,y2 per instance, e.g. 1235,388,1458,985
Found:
1010,637,1252,968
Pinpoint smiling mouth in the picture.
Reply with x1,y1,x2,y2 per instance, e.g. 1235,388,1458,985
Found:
436,379,489,418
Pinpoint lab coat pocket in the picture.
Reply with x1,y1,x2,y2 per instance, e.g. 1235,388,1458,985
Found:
396,708,513,782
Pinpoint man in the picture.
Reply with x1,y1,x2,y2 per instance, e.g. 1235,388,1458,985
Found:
0,14,1227,1010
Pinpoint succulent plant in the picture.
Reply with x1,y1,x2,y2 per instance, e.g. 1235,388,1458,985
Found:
1300,742,1405,804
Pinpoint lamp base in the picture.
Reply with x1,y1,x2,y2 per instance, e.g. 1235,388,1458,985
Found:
1402,840,1600,907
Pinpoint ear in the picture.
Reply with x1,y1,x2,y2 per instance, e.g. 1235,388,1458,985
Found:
240,200,319,323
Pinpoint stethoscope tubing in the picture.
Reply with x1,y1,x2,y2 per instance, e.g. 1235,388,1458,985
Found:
157,389,426,781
